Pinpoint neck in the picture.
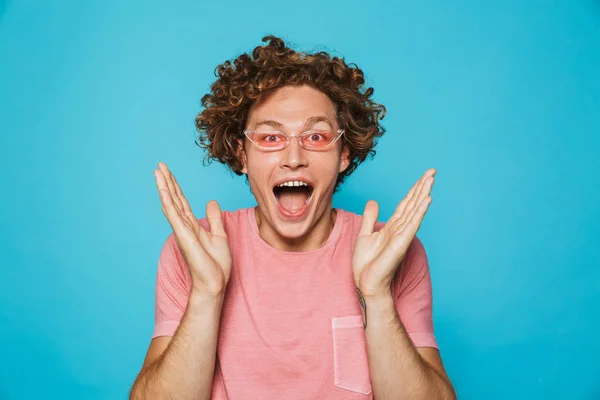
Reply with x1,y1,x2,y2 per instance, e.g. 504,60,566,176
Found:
254,206,337,252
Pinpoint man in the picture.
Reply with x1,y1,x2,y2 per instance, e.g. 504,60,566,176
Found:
130,36,456,400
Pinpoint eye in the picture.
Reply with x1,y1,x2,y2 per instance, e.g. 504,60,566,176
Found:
260,134,284,142
308,132,325,141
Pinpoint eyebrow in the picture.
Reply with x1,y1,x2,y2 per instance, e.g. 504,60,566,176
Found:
254,120,284,129
253,116,334,130
304,116,333,128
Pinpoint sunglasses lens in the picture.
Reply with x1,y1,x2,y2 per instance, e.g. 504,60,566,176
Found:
248,132,287,150
301,131,337,150
246,130,341,151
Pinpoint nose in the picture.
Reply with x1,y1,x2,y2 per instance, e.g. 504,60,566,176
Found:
279,136,308,170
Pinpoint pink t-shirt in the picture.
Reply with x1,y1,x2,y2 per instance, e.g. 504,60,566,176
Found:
153,207,437,399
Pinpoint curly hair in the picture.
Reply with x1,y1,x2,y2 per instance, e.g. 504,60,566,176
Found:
195,35,386,189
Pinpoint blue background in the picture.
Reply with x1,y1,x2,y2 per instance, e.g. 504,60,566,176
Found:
1,0,599,399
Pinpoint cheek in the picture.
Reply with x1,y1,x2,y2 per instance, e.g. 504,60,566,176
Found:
247,153,279,172
245,153,279,187
314,155,343,178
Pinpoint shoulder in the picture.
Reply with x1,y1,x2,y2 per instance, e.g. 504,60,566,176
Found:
196,206,251,233
340,207,429,287
338,207,424,253
394,235,431,297
158,207,252,272
336,208,385,236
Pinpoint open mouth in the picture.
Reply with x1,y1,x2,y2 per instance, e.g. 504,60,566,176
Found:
273,181,314,215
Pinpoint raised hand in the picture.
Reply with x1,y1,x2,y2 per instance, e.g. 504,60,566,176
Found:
154,162,232,297
352,168,436,299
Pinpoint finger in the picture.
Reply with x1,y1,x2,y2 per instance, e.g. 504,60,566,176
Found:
408,170,435,208
154,168,169,194
171,172,199,228
397,176,433,228
162,163,185,213
401,196,432,237
392,187,415,220
413,175,435,211
154,169,186,232
159,162,185,214
398,173,435,226
197,219,210,244
392,168,435,219
171,173,192,213
206,200,226,237
359,200,379,236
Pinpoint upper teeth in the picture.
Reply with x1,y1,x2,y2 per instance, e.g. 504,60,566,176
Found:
277,181,309,187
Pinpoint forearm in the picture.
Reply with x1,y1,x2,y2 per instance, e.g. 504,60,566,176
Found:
130,292,224,400
362,294,455,400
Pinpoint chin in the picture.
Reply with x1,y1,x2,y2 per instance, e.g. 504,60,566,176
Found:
257,192,320,240
272,221,311,240
270,198,315,236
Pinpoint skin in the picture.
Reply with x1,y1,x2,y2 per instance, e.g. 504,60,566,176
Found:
130,85,456,399
354,170,456,399
238,85,350,252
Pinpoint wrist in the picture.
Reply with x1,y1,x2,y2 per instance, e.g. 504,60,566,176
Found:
361,291,395,308
356,280,393,301
190,278,228,299
188,288,225,309
355,287,396,330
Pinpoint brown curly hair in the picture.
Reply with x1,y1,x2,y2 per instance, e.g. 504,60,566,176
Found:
195,35,386,189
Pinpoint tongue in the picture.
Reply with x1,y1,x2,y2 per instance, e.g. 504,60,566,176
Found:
278,188,309,213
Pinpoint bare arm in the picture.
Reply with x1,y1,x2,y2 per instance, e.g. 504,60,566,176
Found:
129,291,223,400
130,162,232,399
353,170,455,399
361,293,456,400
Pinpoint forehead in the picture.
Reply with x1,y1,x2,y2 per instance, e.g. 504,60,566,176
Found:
246,85,337,128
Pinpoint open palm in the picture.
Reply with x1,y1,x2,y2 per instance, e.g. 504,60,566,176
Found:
352,168,436,297
154,162,232,296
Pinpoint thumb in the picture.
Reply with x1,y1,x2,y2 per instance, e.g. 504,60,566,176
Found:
359,200,379,236
206,200,226,236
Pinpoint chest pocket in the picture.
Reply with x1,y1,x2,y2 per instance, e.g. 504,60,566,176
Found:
332,315,373,395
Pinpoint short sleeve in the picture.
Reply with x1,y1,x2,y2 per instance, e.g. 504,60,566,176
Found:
392,236,438,349
152,232,192,338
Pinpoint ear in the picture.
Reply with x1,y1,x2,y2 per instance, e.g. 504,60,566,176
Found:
338,145,350,173
237,138,248,174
